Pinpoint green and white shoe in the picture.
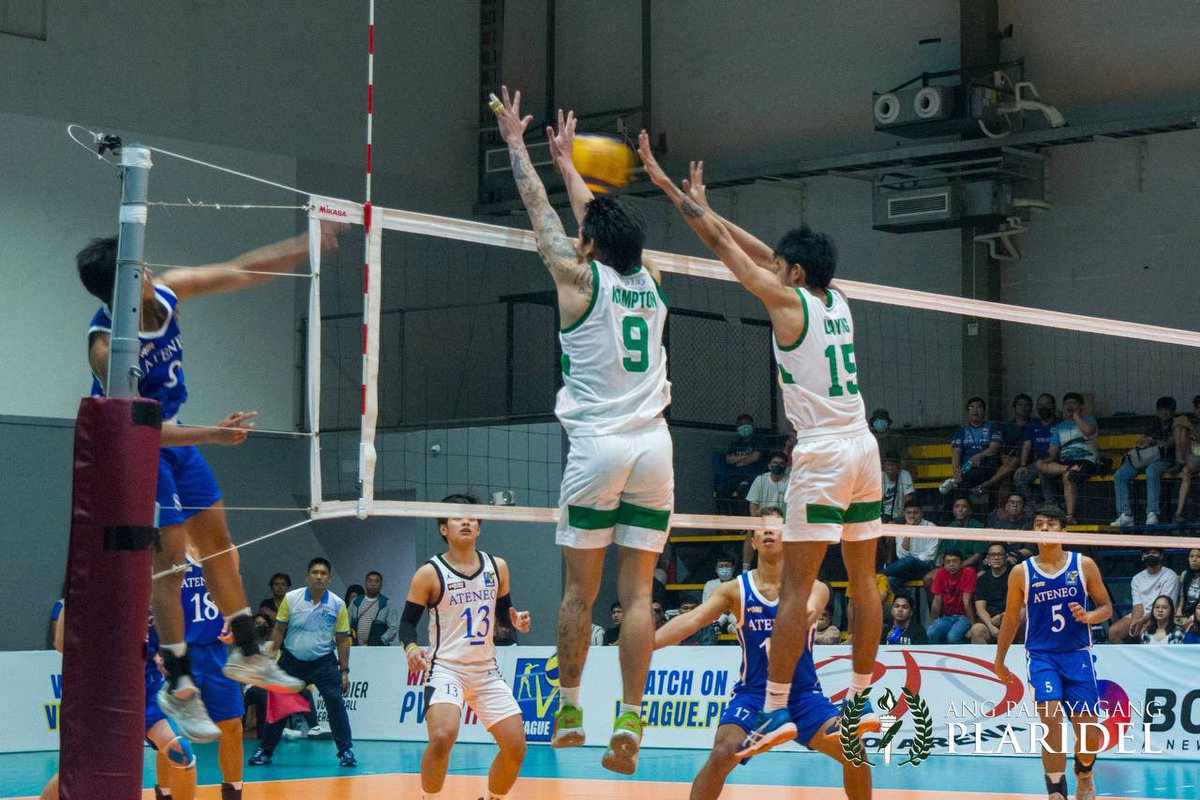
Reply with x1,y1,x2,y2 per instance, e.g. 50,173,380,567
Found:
601,710,643,775
551,703,585,748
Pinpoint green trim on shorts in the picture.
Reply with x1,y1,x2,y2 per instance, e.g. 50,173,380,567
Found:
568,504,619,530
844,501,882,523
616,501,671,531
805,503,845,524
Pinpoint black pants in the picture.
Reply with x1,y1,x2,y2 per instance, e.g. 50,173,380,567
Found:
260,651,352,753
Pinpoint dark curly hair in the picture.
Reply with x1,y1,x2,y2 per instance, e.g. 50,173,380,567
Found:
581,196,646,273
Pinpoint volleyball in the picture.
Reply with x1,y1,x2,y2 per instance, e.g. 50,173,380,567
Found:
572,134,634,193
543,653,560,686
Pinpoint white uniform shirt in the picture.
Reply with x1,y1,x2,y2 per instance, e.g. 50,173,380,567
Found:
772,287,867,440
427,551,501,667
556,261,670,437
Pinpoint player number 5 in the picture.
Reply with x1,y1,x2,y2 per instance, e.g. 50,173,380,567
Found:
1050,602,1066,633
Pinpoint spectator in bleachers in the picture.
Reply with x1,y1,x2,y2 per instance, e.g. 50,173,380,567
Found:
1015,393,1059,503
257,572,292,626
882,594,928,645
1112,396,1177,527
870,408,907,462
603,601,622,645
676,595,717,645
883,500,938,597
881,452,914,523
1139,595,1185,644
1035,392,1099,525
782,427,798,468
1178,548,1200,619
1109,547,1180,642
716,413,768,510
1171,395,1200,524
349,571,399,646
969,543,1012,644
926,551,977,644
813,606,841,645
1184,602,1200,644
938,498,988,574
941,397,1002,501
344,583,364,610
651,600,667,630
747,450,789,517
985,393,1034,502
702,554,738,635
988,492,1033,530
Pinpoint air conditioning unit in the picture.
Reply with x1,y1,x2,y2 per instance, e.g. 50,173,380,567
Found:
874,180,1031,233
873,85,962,137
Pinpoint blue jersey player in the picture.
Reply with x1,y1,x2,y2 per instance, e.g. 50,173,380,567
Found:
653,526,870,800
994,505,1112,800
76,229,342,738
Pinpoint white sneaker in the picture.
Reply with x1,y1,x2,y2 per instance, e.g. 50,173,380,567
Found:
938,478,958,495
223,650,305,693
282,727,303,741
1110,512,1134,527
157,685,221,742
307,724,332,740
1146,512,1160,525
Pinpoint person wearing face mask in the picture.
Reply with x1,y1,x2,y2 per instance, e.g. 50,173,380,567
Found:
703,555,739,635
747,451,790,517
1108,548,1180,642
1016,393,1058,503
717,414,768,512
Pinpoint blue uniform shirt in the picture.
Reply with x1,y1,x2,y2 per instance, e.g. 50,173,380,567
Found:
181,559,224,645
734,571,819,694
89,284,188,419
1025,551,1091,652
951,421,1000,460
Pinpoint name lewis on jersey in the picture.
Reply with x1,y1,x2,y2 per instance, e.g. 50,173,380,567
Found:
823,317,851,335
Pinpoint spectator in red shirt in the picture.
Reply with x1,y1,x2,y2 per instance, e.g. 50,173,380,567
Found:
925,551,977,644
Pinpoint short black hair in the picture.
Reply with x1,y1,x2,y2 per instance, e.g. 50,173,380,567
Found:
715,554,736,566
966,396,986,410
1033,504,1066,524
581,195,646,272
904,499,923,510
986,542,1008,554
943,549,964,561
345,583,364,599
882,451,901,462
269,572,292,587
1143,546,1164,557
1036,392,1056,404
1013,393,1032,406
773,225,837,290
308,557,332,573
736,413,754,425
365,570,382,581
76,236,119,305
1063,392,1085,405
1193,394,1200,406
892,593,913,608
1157,396,1177,412
610,600,622,612
768,450,787,463
680,593,700,605
437,492,480,533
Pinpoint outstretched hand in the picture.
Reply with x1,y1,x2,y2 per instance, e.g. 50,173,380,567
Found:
509,606,532,633
208,411,257,445
682,160,709,210
491,85,533,145
547,109,577,166
319,221,349,252
637,129,671,188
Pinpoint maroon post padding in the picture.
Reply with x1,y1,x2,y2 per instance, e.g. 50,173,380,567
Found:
61,397,161,800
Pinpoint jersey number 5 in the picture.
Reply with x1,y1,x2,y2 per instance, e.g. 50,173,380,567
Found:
621,316,649,373
824,344,858,397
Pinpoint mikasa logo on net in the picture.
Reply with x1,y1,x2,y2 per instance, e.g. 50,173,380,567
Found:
318,204,348,217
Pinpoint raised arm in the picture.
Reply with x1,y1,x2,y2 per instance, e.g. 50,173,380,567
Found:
546,109,594,228
682,160,775,270
637,131,793,310
654,581,738,648
492,87,591,316
159,222,344,300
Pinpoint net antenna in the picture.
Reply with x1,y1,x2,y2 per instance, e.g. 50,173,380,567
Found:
358,0,381,517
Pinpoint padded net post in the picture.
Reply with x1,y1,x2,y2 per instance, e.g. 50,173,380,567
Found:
60,397,161,800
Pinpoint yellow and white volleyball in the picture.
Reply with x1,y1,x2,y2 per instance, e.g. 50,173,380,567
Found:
572,134,634,193
543,654,560,686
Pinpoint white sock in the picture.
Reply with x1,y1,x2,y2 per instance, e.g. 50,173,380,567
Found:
162,642,188,657
225,782,243,790
619,703,641,717
560,685,581,707
764,680,790,712
158,791,172,799
849,672,872,694
421,793,440,800
487,793,506,800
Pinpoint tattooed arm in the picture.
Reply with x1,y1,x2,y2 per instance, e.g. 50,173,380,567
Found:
681,159,776,270
493,87,590,305
637,130,792,309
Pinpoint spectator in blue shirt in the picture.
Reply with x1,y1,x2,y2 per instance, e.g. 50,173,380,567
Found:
716,413,767,511
1036,392,1099,525
941,397,1002,501
1112,397,1177,527
1015,393,1058,503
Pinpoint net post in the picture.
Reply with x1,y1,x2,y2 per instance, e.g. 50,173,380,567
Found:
306,200,324,511
107,144,152,397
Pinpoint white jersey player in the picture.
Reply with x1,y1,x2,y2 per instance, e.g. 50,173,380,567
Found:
494,89,672,774
639,141,882,760
400,494,532,800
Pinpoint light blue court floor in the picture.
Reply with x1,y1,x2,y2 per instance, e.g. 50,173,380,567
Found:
3,740,1194,798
